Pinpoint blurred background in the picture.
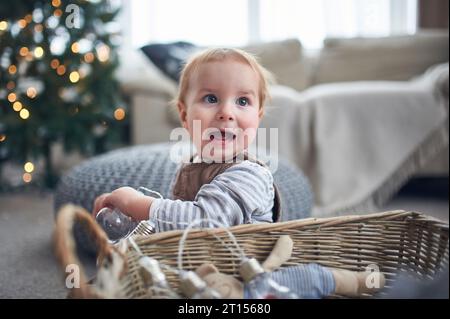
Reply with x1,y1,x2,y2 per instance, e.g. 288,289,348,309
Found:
0,0,448,191
0,0,448,298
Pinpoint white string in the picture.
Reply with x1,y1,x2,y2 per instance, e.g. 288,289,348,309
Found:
137,186,163,199
177,218,246,271
128,236,143,255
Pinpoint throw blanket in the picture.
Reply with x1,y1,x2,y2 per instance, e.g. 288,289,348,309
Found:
263,63,449,217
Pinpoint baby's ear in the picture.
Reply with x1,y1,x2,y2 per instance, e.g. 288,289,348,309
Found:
196,263,219,278
177,102,188,127
258,106,264,119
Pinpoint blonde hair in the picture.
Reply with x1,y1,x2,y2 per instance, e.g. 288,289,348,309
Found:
175,47,273,116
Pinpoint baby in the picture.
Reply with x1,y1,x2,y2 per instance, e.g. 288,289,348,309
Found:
92,48,281,232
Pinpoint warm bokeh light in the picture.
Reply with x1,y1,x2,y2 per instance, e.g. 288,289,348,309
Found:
0,21,8,31
19,47,29,56
84,52,95,63
34,46,44,58
69,71,80,83
13,101,23,111
18,19,27,28
19,109,30,119
71,42,79,53
23,173,32,183
0,134,6,142
56,65,66,75
27,87,37,98
25,14,33,23
50,59,60,69
8,65,17,74
24,162,35,173
25,52,33,62
6,81,15,90
7,93,17,102
97,45,110,62
34,24,43,32
114,108,126,121
52,0,61,7
54,9,63,17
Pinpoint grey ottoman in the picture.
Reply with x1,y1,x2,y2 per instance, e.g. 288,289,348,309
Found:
54,143,313,254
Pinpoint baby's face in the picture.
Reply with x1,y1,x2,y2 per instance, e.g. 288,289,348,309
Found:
179,59,262,161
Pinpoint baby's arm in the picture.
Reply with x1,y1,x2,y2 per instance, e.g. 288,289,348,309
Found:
92,186,154,221
149,161,275,232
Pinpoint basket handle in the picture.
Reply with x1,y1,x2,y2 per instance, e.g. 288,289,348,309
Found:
53,204,115,298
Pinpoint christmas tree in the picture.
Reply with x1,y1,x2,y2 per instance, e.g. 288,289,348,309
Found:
0,0,128,189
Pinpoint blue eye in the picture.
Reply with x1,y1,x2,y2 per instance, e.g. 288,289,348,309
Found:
237,97,249,106
203,94,218,104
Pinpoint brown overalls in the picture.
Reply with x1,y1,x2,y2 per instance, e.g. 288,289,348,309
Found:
171,152,282,222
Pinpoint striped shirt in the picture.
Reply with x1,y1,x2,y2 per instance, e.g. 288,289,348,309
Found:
244,264,335,299
148,160,275,232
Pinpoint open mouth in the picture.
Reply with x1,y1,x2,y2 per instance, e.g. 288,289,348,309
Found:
209,129,236,142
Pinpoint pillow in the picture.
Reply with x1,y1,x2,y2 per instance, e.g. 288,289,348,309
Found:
140,41,200,82
314,31,449,85
116,47,177,96
241,38,309,91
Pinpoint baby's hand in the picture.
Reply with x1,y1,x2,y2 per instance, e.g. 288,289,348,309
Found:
92,186,153,221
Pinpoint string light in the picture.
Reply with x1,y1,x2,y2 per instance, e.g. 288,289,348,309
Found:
34,24,43,32
19,47,29,56
71,42,79,53
26,87,37,98
54,9,62,17
114,108,126,121
18,19,27,28
56,65,66,75
6,81,15,90
84,52,95,63
79,66,88,79
52,0,61,7
96,45,110,62
0,21,8,31
24,162,34,173
13,101,23,111
24,14,33,23
50,59,59,69
19,109,30,119
7,93,17,102
25,52,33,62
8,65,17,74
34,46,44,58
23,173,32,183
0,134,6,142
69,71,80,83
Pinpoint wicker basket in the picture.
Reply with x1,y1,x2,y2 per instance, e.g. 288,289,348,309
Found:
54,204,449,298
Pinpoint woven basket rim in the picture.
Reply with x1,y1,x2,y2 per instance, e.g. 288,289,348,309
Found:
134,210,449,245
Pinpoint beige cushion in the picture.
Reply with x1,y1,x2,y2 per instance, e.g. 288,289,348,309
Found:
116,47,178,97
314,30,449,85
241,38,310,91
